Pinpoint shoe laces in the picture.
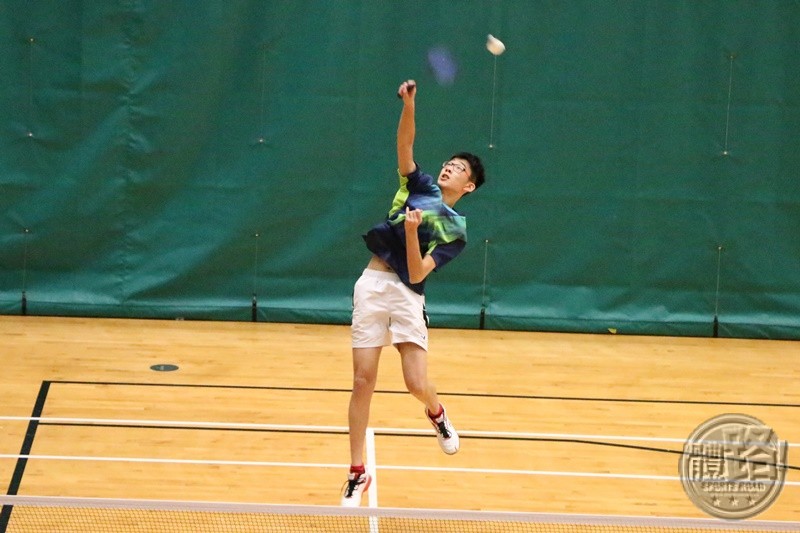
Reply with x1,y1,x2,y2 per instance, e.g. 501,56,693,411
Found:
343,474,365,498
436,420,451,439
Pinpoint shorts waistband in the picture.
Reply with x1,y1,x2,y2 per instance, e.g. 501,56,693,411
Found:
361,268,400,281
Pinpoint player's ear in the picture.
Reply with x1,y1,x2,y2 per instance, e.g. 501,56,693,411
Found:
463,181,476,194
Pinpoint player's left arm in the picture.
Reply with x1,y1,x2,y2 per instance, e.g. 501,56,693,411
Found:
404,207,436,284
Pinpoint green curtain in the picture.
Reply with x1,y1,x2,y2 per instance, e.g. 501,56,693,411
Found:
1,1,798,338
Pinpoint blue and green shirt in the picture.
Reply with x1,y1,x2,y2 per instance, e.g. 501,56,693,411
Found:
363,165,467,295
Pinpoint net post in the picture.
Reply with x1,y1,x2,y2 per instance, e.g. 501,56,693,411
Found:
251,232,260,322
479,239,489,330
20,228,30,316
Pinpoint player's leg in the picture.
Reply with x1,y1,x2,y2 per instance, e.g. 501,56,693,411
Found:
348,346,381,466
387,282,460,454
397,342,460,455
389,284,434,412
341,346,379,507
343,270,390,506
396,342,438,414
349,270,391,467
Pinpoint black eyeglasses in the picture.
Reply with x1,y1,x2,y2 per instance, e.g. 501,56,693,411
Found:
442,161,468,174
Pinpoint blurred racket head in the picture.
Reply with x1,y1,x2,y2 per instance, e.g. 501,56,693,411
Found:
427,45,458,87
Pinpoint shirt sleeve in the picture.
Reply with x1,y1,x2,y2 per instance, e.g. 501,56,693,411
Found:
390,165,439,216
405,165,438,196
428,239,466,271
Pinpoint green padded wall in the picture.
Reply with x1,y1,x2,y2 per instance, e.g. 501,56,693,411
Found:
1,1,799,338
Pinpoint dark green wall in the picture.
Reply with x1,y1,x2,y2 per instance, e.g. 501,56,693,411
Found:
2,1,799,338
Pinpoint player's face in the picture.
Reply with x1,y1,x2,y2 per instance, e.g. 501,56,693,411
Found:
438,158,476,195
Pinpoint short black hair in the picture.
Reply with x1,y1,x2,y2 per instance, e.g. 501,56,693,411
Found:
451,152,485,190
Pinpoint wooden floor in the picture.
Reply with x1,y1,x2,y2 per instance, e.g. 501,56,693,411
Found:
0,315,798,524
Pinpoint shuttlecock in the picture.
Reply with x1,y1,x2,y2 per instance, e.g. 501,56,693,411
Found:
486,34,506,56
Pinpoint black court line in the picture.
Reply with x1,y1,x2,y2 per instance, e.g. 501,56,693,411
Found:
31,421,800,473
0,381,50,532
48,380,800,409
39,381,800,473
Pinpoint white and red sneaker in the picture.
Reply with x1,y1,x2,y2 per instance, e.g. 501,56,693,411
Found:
340,471,371,507
427,404,460,455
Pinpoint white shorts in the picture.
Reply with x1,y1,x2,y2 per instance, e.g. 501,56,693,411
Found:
351,269,428,350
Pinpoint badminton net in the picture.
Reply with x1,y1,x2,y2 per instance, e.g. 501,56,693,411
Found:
0,496,798,533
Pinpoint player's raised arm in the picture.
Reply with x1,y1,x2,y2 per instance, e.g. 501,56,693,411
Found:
396,79,416,177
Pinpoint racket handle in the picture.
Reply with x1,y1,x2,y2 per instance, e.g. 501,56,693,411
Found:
397,82,416,99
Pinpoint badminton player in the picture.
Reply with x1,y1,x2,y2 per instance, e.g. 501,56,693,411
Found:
341,79,485,506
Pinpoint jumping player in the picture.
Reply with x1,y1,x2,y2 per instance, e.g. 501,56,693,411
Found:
341,79,485,506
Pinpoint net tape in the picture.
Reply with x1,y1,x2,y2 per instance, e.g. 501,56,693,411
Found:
0,496,798,533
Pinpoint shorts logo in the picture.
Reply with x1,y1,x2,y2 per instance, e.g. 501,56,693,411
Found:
679,413,788,519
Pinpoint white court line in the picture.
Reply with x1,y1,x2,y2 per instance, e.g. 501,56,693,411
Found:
3,415,797,447
1,417,797,487
365,428,379,531
1,454,797,486
365,428,378,508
